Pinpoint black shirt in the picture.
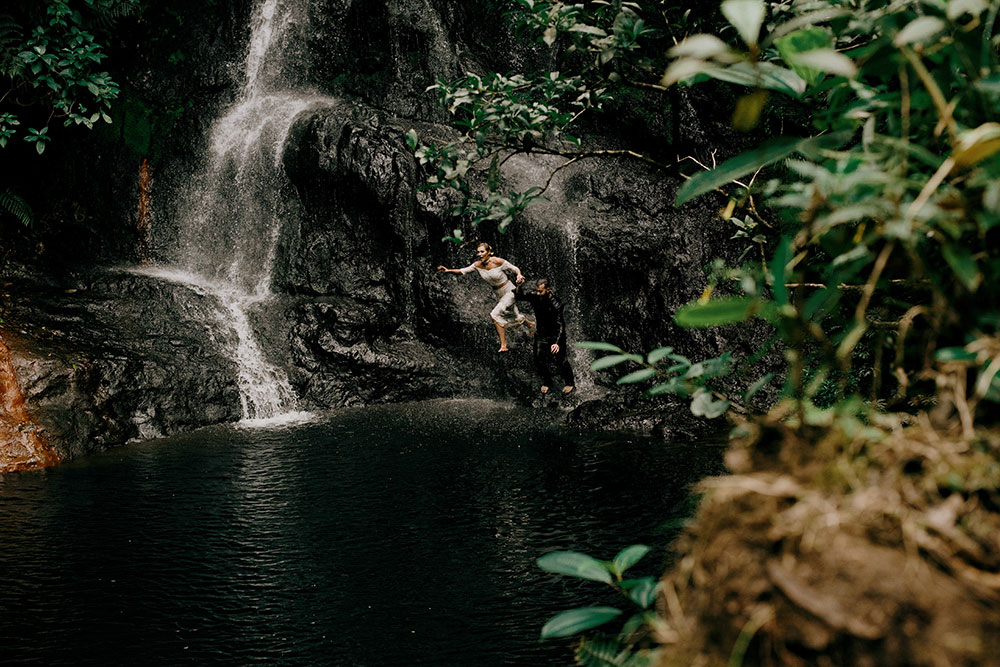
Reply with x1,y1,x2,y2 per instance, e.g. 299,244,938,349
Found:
515,288,566,342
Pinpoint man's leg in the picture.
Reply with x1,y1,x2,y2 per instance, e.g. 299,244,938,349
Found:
555,335,575,392
535,340,554,393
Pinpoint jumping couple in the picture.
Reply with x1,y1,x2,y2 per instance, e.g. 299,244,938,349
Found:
437,242,575,394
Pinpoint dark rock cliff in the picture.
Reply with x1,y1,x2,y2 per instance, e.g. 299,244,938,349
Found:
1,0,768,466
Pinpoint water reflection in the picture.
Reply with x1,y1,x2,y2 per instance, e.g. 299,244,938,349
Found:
0,399,724,665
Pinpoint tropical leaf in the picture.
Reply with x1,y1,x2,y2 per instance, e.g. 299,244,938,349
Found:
616,368,656,384
689,387,729,418
676,132,849,206
537,551,614,583
674,297,761,328
574,633,654,667
774,27,833,86
894,16,946,46
699,61,807,98
541,607,623,639
622,576,659,608
721,0,765,46
592,354,641,371
577,341,625,352
0,188,33,227
612,545,651,576
575,633,626,667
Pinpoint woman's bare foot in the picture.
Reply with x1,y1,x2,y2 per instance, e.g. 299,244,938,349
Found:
540,385,549,394
498,346,509,353
561,385,575,393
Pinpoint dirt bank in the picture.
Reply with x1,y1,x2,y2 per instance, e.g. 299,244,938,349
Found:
657,406,1000,666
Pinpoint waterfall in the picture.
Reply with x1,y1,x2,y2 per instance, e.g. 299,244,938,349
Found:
146,0,332,422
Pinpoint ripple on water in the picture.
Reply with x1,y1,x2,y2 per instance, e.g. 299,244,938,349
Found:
0,399,725,666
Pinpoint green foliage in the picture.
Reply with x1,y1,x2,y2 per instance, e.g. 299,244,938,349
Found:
0,187,32,227
574,632,655,667
407,0,688,237
0,0,140,153
541,606,623,639
537,544,660,665
579,341,738,418
674,132,848,205
418,0,1000,421
666,0,1000,421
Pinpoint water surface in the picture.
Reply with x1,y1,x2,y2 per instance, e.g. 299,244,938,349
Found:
0,400,724,665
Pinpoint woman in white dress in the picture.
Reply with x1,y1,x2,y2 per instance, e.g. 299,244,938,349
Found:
437,243,534,352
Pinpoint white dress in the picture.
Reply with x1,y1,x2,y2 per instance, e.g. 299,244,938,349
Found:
460,260,526,327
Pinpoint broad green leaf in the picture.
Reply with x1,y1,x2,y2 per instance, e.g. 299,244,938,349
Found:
404,128,418,150
689,387,729,418
647,379,686,397
894,16,946,46
676,134,834,206
647,346,674,364
684,362,706,379
621,611,657,641
769,8,852,42
617,368,657,384
661,57,713,87
592,354,638,371
769,236,791,306
721,0,765,46
699,61,807,98
674,297,760,328
537,551,614,583
935,347,976,362
948,0,988,19
774,27,832,87
570,25,608,37
791,49,856,79
613,545,651,575
622,576,659,608
541,607,623,639
669,34,732,60
577,341,625,352
942,243,982,291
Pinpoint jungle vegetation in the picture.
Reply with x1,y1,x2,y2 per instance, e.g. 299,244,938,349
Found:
409,0,1000,664
0,0,141,227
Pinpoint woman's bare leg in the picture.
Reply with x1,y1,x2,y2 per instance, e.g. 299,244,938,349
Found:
494,319,508,352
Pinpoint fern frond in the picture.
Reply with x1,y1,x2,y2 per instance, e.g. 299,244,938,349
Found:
574,633,657,667
0,188,33,227
0,14,24,69
85,0,142,29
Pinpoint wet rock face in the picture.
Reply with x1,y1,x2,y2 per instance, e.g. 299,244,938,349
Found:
2,0,776,465
1,272,242,460
272,99,769,428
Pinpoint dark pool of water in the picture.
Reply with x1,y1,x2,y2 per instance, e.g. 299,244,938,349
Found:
0,399,725,666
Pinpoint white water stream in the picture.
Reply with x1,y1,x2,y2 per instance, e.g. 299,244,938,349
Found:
145,0,331,422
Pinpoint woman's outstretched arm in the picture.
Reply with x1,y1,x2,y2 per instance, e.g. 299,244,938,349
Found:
496,258,526,285
437,264,475,275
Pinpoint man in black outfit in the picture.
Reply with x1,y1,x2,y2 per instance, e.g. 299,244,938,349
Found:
516,277,575,394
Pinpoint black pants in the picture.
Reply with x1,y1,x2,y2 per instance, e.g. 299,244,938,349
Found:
534,335,575,387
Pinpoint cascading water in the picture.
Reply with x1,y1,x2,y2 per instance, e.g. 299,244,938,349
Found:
142,0,332,422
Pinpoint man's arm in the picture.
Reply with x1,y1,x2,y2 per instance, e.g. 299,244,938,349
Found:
551,295,566,341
